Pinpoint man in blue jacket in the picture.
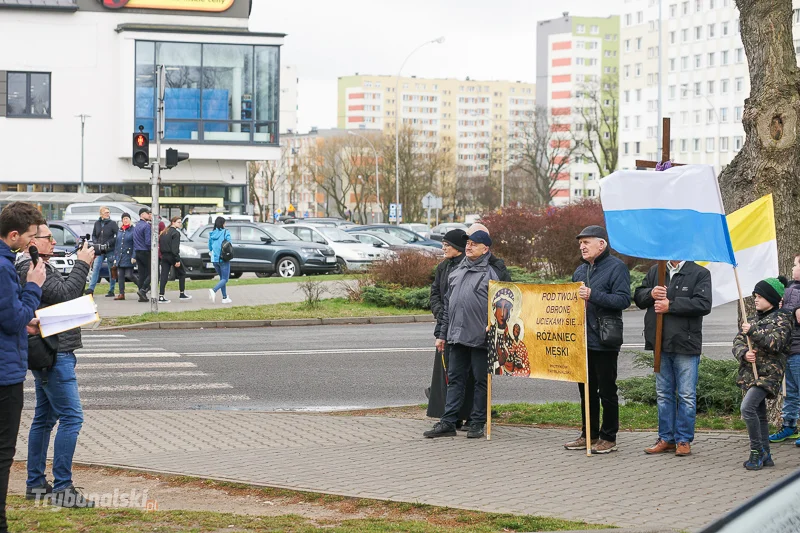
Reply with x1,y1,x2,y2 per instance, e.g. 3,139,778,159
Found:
565,225,631,454
0,202,46,533
133,207,153,302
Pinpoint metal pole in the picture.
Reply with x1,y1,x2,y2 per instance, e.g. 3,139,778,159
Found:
500,144,505,208
656,0,663,161
76,114,90,194
150,65,165,314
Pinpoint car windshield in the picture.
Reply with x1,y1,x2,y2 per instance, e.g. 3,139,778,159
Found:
367,232,405,245
318,227,359,243
259,225,300,241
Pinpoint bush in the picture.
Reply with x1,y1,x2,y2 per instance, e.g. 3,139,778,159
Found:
368,250,439,288
618,352,742,414
506,266,571,285
296,280,328,309
362,285,430,310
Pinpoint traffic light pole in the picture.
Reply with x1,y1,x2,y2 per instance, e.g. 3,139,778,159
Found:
150,65,165,314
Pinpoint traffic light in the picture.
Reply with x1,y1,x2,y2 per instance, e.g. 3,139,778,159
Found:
132,131,149,169
165,148,189,169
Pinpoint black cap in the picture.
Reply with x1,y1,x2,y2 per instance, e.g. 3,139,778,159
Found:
576,225,608,241
139,207,151,216
442,229,467,252
467,230,493,247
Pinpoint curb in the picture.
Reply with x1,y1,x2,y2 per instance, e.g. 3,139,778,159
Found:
92,314,435,331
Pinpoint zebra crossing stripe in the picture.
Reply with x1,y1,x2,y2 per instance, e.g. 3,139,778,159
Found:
77,362,197,369
75,352,182,359
23,382,233,393
77,370,208,379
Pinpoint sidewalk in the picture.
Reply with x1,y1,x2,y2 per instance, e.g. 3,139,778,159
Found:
14,410,800,531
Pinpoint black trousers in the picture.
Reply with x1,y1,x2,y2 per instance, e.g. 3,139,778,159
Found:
116,266,136,295
426,344,474,421
577,349,619,441
442,344,488,425
159,259,185,295
135,251,151,293
0,383,23,533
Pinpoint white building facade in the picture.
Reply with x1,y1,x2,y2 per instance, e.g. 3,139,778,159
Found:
0,0,283,216
280,64,298,134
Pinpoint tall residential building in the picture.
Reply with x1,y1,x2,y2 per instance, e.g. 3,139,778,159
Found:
536,14,620,205
619,0,800,172
280,64,299,134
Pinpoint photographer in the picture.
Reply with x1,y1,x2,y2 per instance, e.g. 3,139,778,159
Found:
16,223,96,508
85,207,117,298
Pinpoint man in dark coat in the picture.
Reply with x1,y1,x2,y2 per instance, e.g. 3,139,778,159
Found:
565,225,631,454
427,229,472,424
635,260,712,457
86,206,118,297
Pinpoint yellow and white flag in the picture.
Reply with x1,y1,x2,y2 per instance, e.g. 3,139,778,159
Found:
700,194,778,307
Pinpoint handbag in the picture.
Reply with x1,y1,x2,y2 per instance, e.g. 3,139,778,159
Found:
27,334,58,371
598,315,624,349
111,265,118,279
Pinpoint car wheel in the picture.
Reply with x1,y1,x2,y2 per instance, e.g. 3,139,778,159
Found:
255,272,270,278
276,257,300,278
230,271,243,279
334,257,347,274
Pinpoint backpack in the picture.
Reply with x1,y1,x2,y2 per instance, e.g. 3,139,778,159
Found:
220,239,234,262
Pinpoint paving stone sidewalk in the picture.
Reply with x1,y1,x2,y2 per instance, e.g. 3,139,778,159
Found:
14,411,800,531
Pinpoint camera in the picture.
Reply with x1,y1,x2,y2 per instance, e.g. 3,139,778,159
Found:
76,234,111,254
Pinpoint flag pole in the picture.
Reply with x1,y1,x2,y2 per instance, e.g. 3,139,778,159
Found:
654,261,667,373
733,266,758,379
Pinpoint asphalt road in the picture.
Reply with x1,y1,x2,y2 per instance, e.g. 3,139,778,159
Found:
28,302,741,412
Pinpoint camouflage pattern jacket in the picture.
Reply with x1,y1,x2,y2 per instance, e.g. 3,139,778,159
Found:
733,308,792,398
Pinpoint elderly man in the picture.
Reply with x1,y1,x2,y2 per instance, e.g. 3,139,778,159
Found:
565,225,631,454
424,230,506,440
86,206,117,297
635,260,711,457
467,223,511,282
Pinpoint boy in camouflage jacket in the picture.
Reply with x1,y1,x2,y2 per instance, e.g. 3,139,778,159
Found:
733,277,792,470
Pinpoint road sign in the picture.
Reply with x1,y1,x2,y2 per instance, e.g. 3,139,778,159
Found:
397,203,403,222
389,203,397,222
422,192,443,209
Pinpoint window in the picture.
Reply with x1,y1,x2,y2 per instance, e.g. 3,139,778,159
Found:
694,82,702,96
707,80,715,94
735,77,744,92
680,139,688,152
707,109,715,123
722,21,729,36
670,31,676,44
590,25,599,34
721,50,729,65
707,52,715,66
624,39,631,52
695,26,702,40
624,14,632,26
695,0,702,11
722,79,729,93
682,1,689,14
635,63,642,76
669,85,676,99
624,90,630,103
695,54,702,68
720,107,728,122
669,58,676,71
636,88,642,101
735,106,743,121
635,115,641,128
6,72,51,118
694,110,701,124
636,11,643,23
706,138,715,152
624,116,630,129
647,73,654,85
624,65,630,78
636,37,642,50
682,28,689,42
135,41,280,144
708,24,715,38
709,0,714,7
623,142,629,155
681,56,689,70
647,126,655,138
734,136,743,151
693,138,700,152
720,137,729,151
635,141,641,154
794,8,800,23
736,48,744,63
670,3,677,16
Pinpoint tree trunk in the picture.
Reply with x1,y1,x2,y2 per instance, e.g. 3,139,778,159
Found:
722,0,800,426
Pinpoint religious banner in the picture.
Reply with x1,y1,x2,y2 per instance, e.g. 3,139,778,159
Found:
100,0,235,12
488,281,588,384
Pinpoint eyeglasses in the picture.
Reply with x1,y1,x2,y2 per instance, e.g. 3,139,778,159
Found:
33,235,56,242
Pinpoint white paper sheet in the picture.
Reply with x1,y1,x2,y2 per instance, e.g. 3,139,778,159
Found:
36,295,100,338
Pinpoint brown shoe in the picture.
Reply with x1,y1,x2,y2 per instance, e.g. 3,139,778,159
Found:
675,442,691,456
114,294,125,301
564,435,598,450
645,439,676,454
591,439,618,454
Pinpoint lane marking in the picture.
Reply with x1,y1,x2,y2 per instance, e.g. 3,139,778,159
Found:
76,347,166,353
622,342,732,349
23,382,233,393
77,371,207,379
79,394,251,404
181,347,432,357
76,362,197,369
74,353,182,359
81,338,141,343
80,335,127,338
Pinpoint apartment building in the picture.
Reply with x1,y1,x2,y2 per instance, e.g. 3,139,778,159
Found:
619,0,800,172
536,13,620,205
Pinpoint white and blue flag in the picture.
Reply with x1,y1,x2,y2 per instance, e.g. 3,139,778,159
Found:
599,165,736,264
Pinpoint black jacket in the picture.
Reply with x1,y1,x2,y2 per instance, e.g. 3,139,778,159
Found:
634,261,712,355
431,255,463,338
782,281,800,355
159,227,181,264
16,257,90,353
488,253,512,283
572,248,631,352
92,218,118,255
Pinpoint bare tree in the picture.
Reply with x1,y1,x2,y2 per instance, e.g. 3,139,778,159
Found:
571,74,620,178
246,161,266,222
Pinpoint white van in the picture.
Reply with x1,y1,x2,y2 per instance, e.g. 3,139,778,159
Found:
64,202,149,222
182,214,253,237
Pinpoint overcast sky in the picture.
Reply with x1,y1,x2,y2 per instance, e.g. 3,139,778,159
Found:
249,0,627,132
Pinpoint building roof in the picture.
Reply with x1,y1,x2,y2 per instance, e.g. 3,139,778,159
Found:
115,23,285,38
0,0,78,11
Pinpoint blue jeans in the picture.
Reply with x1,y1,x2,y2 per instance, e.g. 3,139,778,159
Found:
656,352,700,444
781,354,800,426
88,254,116,293
26,352,84,492
213,261,230,299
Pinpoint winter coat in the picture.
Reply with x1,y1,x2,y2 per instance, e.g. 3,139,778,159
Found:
114,225,136,268
91,218,118,255
208,228,232,263
133,219,152,252
782,281,800,355
733,308,792,398
634,261,712,355
0,241,41,386
431,255,463,338
488,253,513,282
16,257,89,353
159,227,181,264
572,248,631,352
438,252,502,348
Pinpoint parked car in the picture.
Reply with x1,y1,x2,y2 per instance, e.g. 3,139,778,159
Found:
399,223,431,239
283,217,350,227
184,222,337,279
430,222,469,242
282,224,393,272
182,214,253,237
64,202,147,223
349,231,442,256
347,224,442,249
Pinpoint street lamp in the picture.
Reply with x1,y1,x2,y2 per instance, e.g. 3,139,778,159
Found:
348,130,381,222
680,84,721,173
75,114,90,194
394,36,445,224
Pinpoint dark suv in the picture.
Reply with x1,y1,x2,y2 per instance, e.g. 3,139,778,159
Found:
183,222,337,278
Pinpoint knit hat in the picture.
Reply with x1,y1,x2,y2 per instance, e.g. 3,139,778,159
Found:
753,276,788,308
442,229,467,252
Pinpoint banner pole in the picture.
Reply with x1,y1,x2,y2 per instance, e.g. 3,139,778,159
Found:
486,373,492,441
654,260,667,373
733,266,758,379
584,298,592,456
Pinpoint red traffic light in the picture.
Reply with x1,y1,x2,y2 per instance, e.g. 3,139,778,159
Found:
135,134,146,147
132,131,150,169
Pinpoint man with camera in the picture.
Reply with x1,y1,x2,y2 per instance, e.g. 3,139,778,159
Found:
0,202,46,533
85,206,117,298
17,223,95,508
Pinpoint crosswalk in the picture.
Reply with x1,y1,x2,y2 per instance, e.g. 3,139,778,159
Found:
23,333,250,408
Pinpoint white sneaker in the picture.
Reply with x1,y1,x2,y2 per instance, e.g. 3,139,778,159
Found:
221,298,233,304
208,289,216,303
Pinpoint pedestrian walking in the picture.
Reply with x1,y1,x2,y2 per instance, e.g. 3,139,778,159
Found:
423,230,507,440
735,277,792,470
768,254,800,445
564,225,631,454
427,229,472,427
113,213,136,301
208,217,232,304
0,202,46,533
133,207,153,302
16,223,96,508
158,216,192,304
634,261,712,457
85,206,118,297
